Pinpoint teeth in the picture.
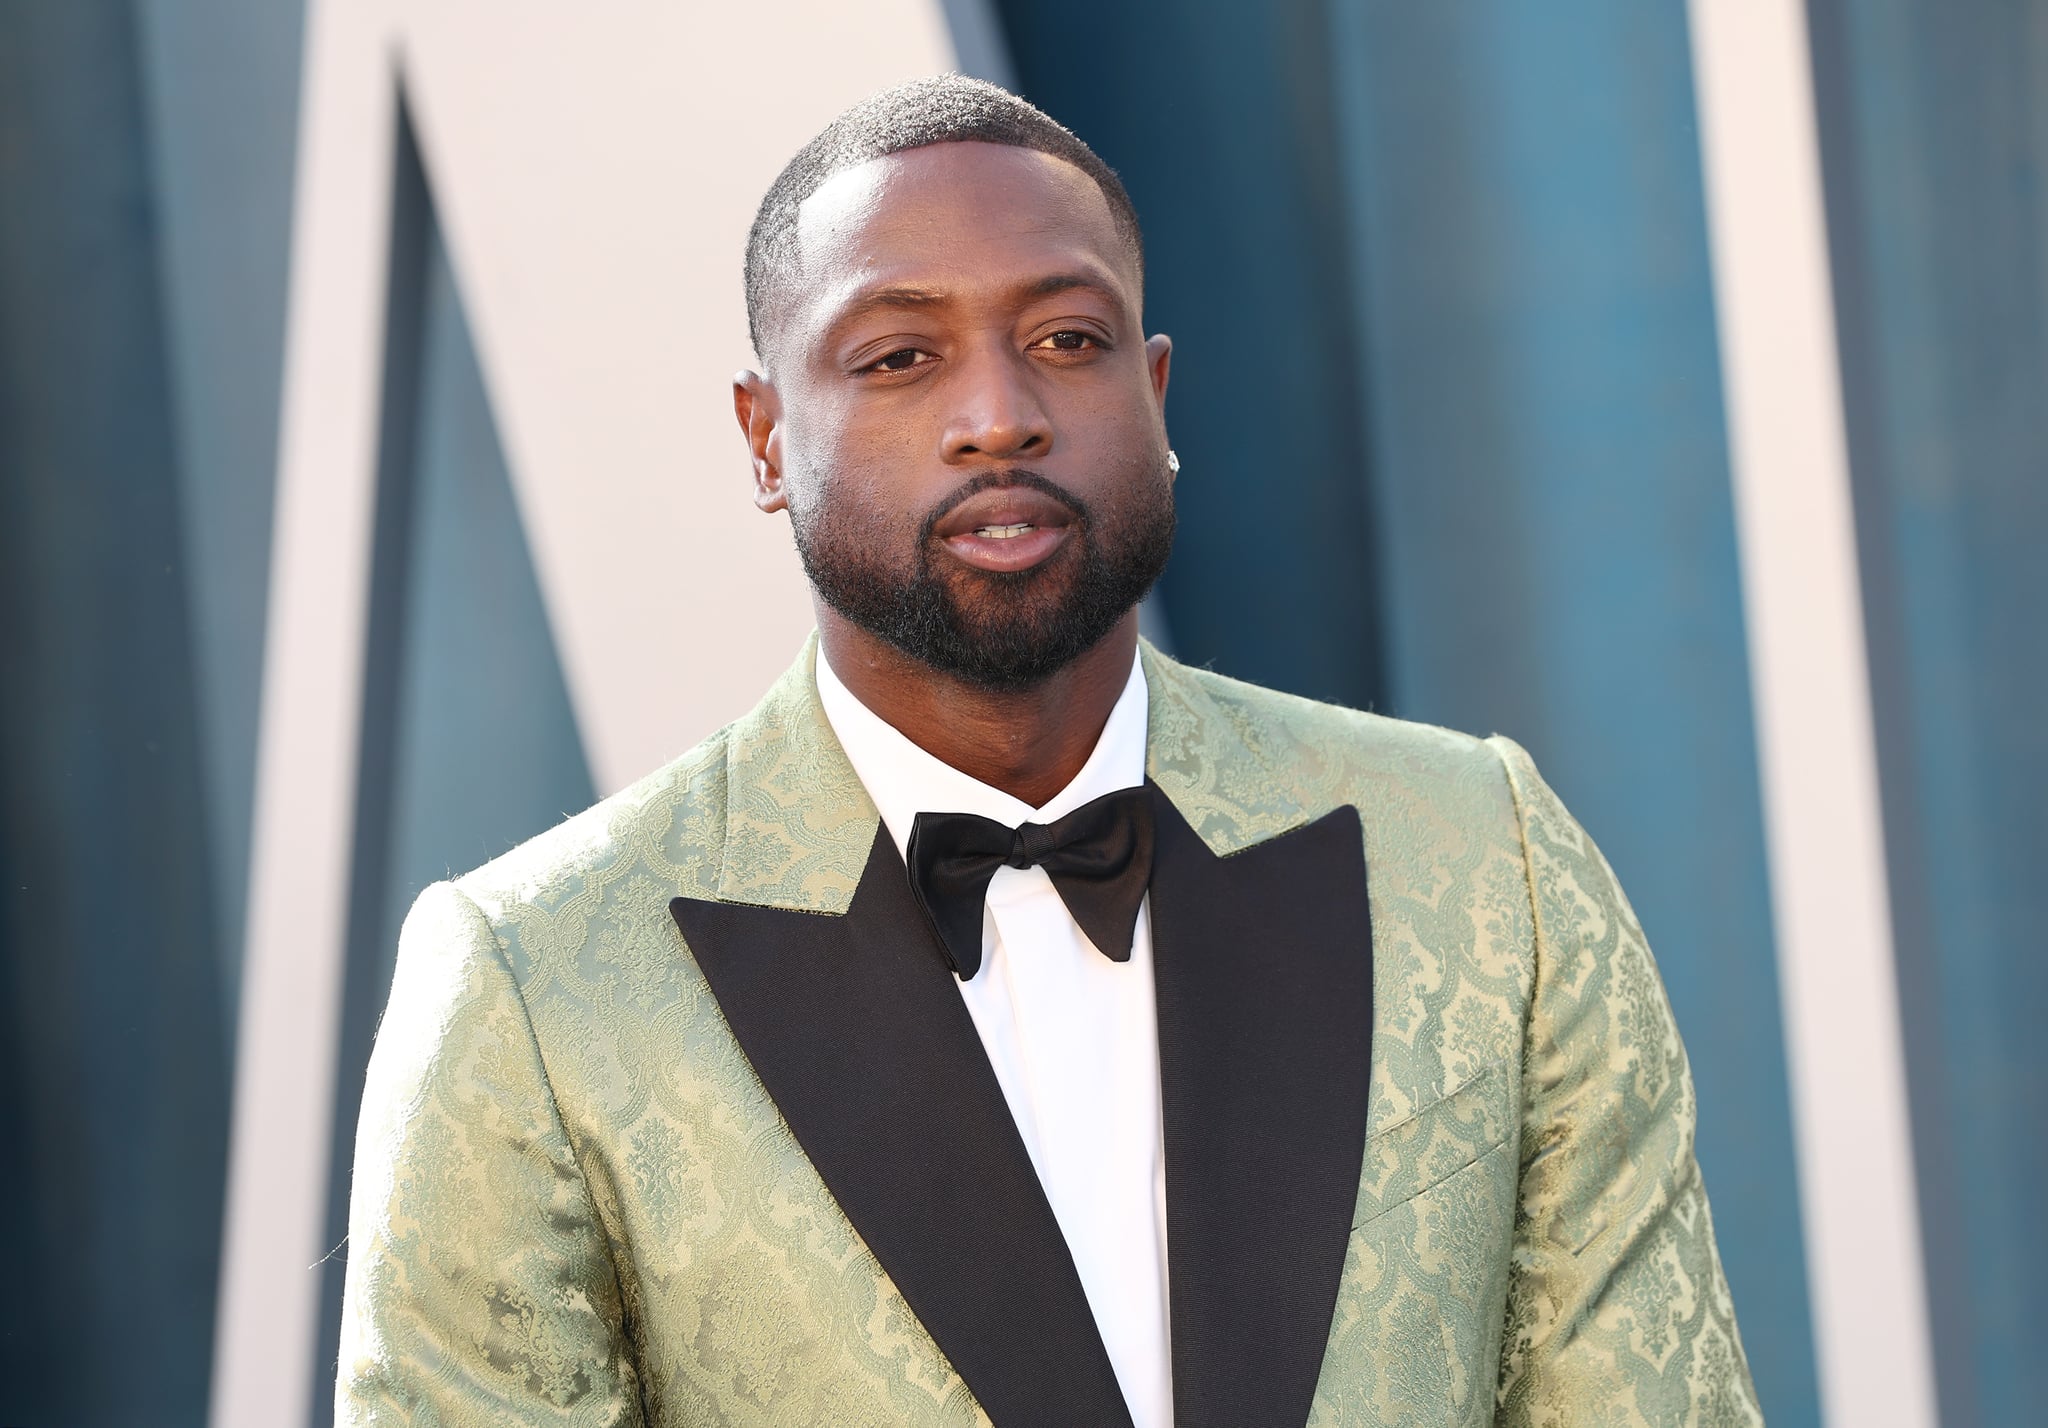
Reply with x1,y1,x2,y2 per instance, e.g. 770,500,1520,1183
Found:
975,523,1035,539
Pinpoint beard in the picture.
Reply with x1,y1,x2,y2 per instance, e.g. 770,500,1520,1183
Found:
789,461,1176,691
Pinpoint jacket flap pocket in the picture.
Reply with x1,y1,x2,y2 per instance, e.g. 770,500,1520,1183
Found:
1351,1058,1512,1227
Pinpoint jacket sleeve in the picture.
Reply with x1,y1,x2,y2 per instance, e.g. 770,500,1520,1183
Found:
1488,738,1764,1427
337,881,644,1427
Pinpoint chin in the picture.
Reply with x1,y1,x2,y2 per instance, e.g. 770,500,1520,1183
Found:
943,573,1085,629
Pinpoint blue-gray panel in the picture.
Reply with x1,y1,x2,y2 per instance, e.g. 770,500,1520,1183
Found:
1807,2,2048,1422
1323,9,1815,1420
310,103,596,1423
383,233,596,943
0,6,230,1424
133,0,307,1033
995,0,1385,710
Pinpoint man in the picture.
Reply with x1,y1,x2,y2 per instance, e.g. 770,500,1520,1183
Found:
339,76,1762,1427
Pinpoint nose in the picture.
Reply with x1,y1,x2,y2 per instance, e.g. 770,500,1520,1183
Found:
940,344,1053,464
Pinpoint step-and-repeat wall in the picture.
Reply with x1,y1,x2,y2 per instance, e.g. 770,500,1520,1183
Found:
3,3,2041,1425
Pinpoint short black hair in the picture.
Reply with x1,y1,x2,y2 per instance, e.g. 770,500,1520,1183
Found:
744,74,1144,363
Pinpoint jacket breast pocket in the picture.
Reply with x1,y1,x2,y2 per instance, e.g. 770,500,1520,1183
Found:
1350,1058,1514,1229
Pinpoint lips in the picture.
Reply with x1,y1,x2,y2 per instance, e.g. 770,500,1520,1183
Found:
931,483,1079,574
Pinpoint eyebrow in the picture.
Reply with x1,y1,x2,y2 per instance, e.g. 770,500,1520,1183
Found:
827,271,1124,328
846,285,949,312
1017,272,1118,303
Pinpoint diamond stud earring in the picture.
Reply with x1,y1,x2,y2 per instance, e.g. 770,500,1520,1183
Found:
1166,449,1181,475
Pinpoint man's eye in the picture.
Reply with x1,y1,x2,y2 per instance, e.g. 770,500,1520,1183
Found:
1035,330,1101,352
864,348,931,373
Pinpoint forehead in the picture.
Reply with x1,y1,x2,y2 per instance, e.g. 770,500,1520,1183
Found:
789,142,1135,331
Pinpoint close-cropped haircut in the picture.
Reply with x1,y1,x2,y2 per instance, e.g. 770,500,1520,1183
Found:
743,75,1145,364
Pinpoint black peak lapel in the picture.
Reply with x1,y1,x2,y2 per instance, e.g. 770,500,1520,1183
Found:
670,826,1134,1428
1147,784,1374,1427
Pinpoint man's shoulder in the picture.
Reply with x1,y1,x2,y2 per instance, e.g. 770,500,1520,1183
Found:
1147,654,1522,848
1161,657,1493,763
450,722,736,921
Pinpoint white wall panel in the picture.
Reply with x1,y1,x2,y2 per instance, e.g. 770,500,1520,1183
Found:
1686,3,1936,1425
400,4,955,790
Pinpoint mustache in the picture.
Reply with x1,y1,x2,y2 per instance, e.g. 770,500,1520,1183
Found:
917,470,1090,544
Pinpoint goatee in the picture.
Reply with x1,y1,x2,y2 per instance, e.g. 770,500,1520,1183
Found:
790,465,1175,691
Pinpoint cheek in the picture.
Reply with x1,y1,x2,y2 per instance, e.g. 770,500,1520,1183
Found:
787,451,910,544
1063,405,1163,491
813,403,962,517
853,402,940,471
1066,366,1165,443
790,390,928,482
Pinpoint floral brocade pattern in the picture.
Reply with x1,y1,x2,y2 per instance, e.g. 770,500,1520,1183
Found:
337,639,1762,1426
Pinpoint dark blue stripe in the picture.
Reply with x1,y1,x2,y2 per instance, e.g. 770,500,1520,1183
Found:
0,7,230,1424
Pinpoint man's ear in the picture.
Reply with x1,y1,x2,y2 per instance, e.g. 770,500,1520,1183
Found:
1145,333,1172,408
732,370,787,513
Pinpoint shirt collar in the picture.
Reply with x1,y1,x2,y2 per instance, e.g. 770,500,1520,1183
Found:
815,643,1150,863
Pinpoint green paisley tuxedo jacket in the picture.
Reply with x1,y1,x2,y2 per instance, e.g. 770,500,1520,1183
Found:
338,639,1763,1427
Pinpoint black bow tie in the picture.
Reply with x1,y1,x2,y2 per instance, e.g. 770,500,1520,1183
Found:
906,785,1157,979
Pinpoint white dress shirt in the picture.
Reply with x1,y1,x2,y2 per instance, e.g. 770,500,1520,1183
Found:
815,648,1172,1428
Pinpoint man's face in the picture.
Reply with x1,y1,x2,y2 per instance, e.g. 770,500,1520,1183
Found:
741,141,1175,690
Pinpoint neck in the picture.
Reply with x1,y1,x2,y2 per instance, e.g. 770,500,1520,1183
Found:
816,609,1142,808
